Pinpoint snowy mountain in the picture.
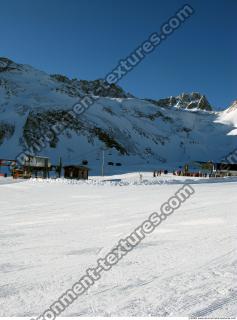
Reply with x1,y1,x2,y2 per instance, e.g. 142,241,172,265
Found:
0,57,236,173
216,100,237,135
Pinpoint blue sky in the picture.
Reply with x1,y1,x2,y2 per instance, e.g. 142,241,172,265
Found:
0,0,236,109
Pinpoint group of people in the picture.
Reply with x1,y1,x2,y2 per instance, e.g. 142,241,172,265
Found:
173,170,209,177
153,170,210,178
153,170,168,177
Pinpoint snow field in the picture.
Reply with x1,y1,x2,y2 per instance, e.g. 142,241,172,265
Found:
0,175,236,317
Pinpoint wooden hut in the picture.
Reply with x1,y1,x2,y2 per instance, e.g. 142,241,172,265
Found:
64,165,89,180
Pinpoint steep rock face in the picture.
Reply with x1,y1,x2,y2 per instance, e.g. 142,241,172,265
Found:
50,75,132,99
146,92,212,111
22,110,128,155
0,57,236,171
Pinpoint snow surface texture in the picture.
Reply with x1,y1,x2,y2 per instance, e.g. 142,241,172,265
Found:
0,174,236,317
0,58,237,175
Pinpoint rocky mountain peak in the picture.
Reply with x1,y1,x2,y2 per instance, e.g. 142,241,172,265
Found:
177,92,212,111
146,92,212,111
0,57,20,73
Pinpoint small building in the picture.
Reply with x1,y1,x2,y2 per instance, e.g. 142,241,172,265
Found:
186,161,237,177
64,165,89,180
24,155,51,178
214,163,237,176
25,155,51,168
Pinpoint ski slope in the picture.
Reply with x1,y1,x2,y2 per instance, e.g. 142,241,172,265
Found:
0,175,236,317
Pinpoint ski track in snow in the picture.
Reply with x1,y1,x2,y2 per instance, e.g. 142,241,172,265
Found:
0,174,236,317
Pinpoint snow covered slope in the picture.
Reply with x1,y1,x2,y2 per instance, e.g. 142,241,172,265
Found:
0,57,236,173
0,176,237,316
216,101,237,136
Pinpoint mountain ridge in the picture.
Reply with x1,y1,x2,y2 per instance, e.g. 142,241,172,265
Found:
0,57,236,173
